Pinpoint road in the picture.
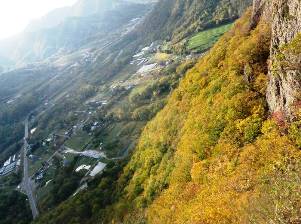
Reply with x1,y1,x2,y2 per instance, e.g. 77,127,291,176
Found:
21,117,39,219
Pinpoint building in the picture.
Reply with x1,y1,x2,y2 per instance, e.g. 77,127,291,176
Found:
0,154,20,176
0,161,17,176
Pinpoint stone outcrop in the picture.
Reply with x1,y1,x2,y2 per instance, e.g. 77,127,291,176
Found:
252,0,301,120
267,0,301,120
250,0,272,28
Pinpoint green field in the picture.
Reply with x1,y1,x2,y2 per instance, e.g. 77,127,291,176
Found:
187,23,233,52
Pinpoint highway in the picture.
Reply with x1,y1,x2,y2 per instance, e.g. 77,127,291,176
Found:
21,117,39,219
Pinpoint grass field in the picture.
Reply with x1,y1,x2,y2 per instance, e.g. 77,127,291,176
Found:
187,23,233,52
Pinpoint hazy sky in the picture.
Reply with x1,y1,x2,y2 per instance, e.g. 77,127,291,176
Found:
0,0,77,40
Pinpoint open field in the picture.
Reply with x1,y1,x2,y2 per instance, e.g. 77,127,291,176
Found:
187,23,233,52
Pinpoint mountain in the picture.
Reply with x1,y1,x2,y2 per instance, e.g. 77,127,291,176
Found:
110,0,301,223
31,0,301,223
0,2,158,222
0,0,252,161
6,0,301,223
0,0,153,162
0,0,251,68
0,0,154,67
27,0,135,32
0,0,252,68
134,0,252,43
72,0,116,16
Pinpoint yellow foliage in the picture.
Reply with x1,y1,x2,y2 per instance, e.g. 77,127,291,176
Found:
153,52,171,62
109,9,301,224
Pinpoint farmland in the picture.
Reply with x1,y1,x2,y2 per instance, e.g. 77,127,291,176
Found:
187,23,233,52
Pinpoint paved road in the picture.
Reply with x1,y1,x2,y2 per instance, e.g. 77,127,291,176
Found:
21,117,39,219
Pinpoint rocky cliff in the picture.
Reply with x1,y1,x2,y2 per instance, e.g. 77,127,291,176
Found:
252,0,301,120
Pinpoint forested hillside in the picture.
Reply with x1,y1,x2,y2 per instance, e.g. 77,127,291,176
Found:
115,8,301,223
35,7,301,223
4,0,301,223
116,8,301,222
135,0,251,43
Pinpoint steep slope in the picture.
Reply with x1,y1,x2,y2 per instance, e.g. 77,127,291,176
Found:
1,0,276,223
32,7,301,224
111,10,274,222
0,0,252,163
134,0,252,43
109,8,301,223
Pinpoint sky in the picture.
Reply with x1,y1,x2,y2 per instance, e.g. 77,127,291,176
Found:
0,0,77,40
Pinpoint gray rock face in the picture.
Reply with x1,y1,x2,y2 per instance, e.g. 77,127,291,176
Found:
250,0,271,28
267,0,301,120
252,0,301,120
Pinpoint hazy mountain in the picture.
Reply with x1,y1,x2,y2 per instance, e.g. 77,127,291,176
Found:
0,0,155,67
72,0,122,17
0,0,155,160
28,0,156,32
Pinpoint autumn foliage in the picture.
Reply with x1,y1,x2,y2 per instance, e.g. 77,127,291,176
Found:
34,9,301,224
109,10,301,223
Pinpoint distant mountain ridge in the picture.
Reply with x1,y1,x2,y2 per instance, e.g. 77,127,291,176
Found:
0,0,156,68
28,0,158,32
1,0,250,68
28,0,157,32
